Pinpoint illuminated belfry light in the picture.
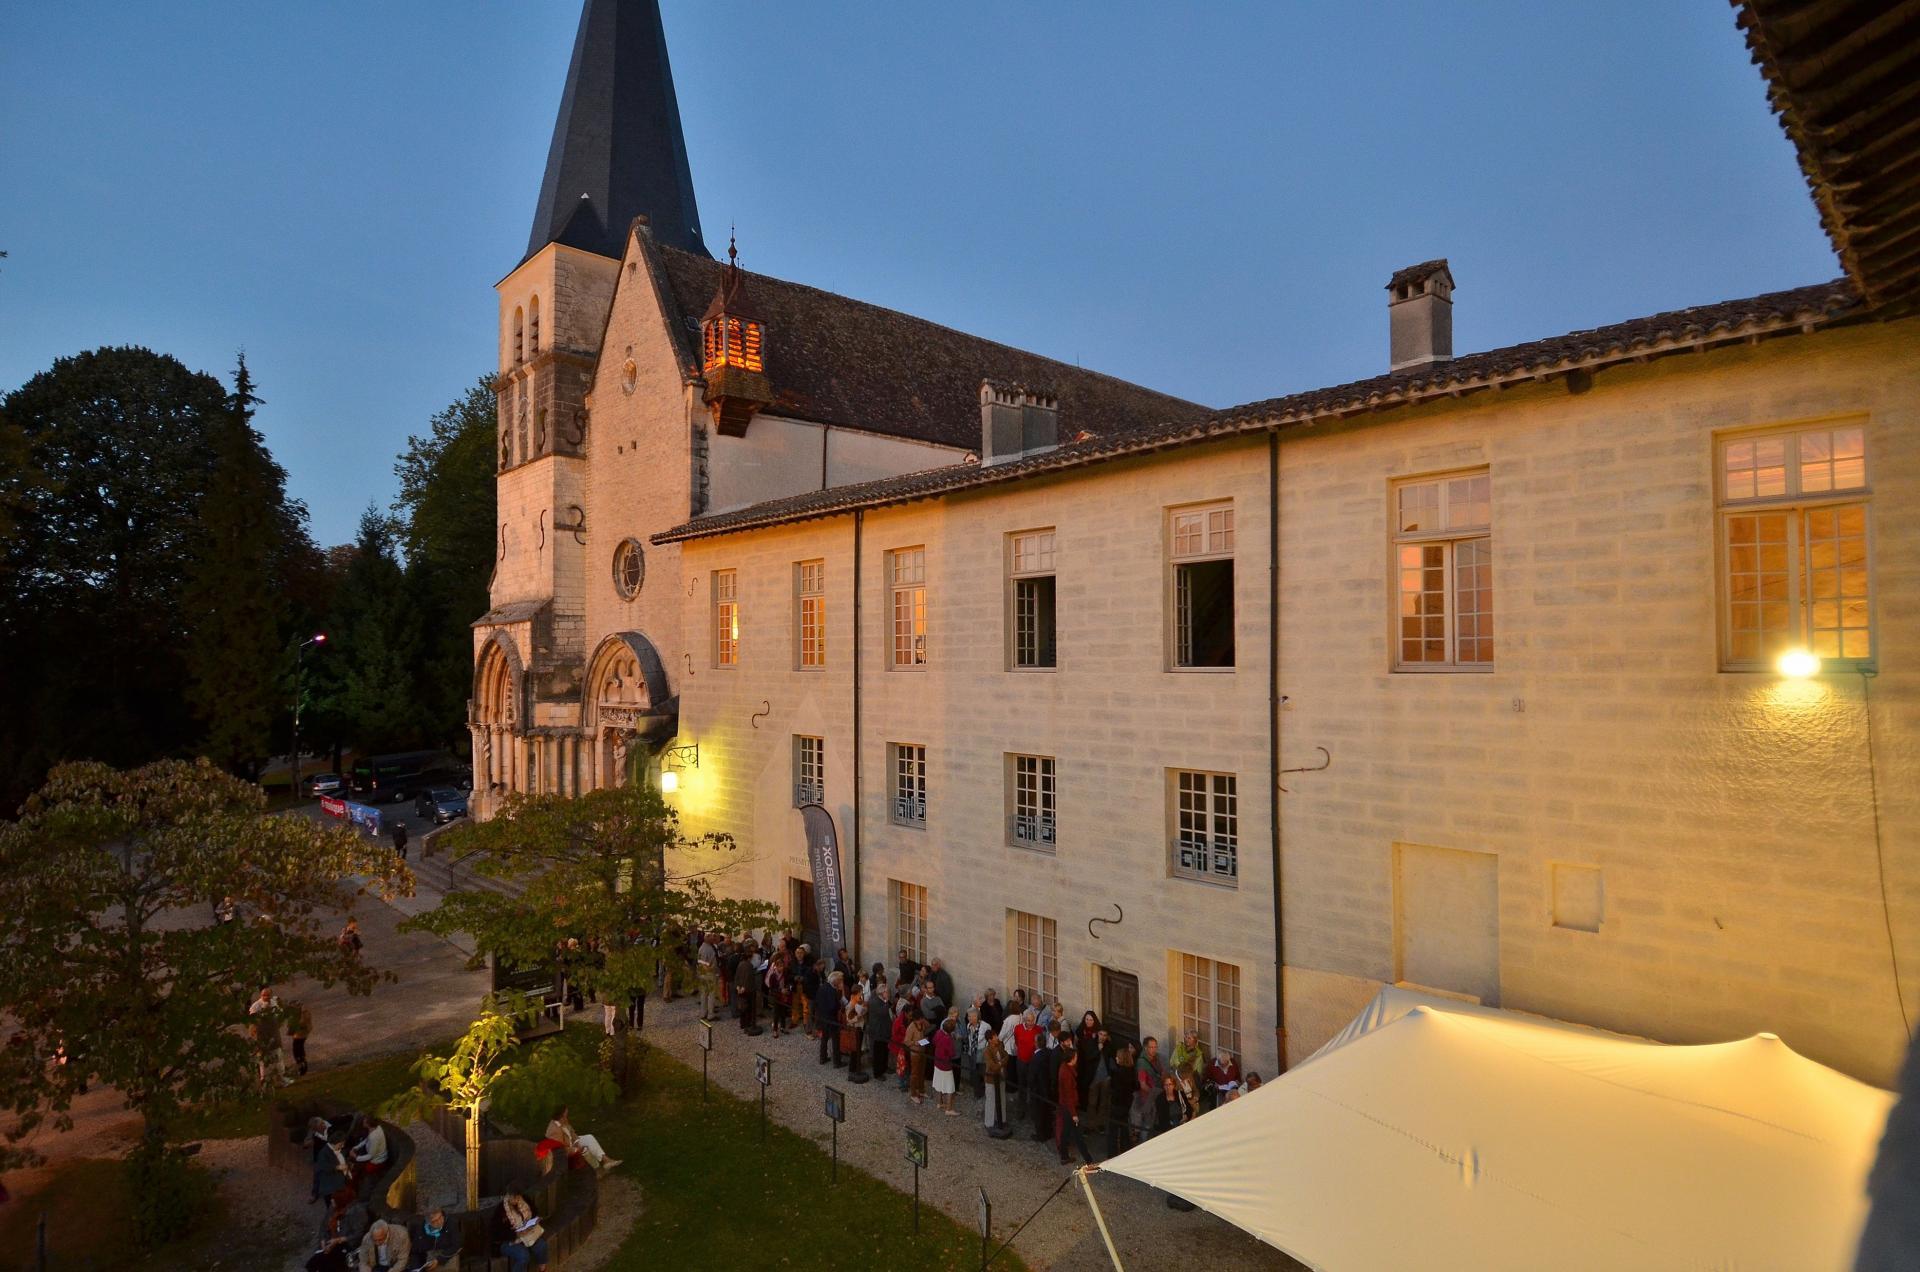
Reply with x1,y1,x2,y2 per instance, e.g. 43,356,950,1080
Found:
699,230,774,435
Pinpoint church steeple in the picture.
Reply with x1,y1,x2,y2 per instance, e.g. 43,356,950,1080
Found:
526,0,707,262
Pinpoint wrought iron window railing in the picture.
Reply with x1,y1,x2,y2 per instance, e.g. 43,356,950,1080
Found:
1010,813,1057,850
1173,835,1237,881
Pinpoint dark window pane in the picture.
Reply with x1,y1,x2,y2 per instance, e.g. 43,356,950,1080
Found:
1178,560,1235,667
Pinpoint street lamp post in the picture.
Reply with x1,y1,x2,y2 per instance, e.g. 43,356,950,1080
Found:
291,633,327,800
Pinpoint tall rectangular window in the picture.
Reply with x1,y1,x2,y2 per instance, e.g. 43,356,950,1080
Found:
1718,423,1871,667
890,743,927,827
888,547,928,668
1007,754,1057,852
890,879,928,965
1171,770,1237,884
1010,909,1058,1003
1393,471,1492,670
793,735,824,806
1177,952,1242,1059
1170,503,1235,668
795,560,825,669
1008,529,1057,669
712,569,740,668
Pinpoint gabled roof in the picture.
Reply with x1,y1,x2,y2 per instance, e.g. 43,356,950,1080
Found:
1734,0,1920,313
639,237,1207,452
527,0,706,262
653,279,1863,543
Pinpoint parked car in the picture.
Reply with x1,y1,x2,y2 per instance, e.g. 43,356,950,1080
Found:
415,787,469,824
306,772,345,797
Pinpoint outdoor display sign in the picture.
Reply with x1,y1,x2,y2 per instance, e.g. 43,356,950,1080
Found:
344,801,381,836
798,803,847,954
318,796,347,818
825,1085,846,1123
697,1019,713,1051
905,1127,929,1169
755,1053,772,1087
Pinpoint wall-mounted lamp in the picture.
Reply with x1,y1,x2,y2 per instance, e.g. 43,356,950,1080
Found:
1776,648,1821,679
660,742,700,794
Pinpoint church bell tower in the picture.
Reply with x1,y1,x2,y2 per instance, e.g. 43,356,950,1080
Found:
474,0,707,815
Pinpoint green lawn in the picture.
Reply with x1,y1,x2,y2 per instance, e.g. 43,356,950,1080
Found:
174,1043,437,1141
0,1155,226,1270
552,1029,1025,1270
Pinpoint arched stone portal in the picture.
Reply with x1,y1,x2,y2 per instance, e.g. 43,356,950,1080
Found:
471,634,526,817
582,632,677,791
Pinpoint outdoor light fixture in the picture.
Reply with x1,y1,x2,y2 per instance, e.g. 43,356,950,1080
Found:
1776,648,1821,679
660,742,700,794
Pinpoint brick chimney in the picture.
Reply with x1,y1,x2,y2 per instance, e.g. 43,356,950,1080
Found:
1387,259,1454,372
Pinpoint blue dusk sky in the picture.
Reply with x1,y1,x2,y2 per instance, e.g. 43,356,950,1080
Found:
0,2,1836,548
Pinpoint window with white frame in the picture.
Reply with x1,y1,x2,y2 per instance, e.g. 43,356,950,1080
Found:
1393,471,1492,670
890,743,927,827
712,569,739,667
793,735,824,806
1172,770,1237,883
1718,423,1871,667
889,547,927,668
1007,753,1057,851
1010,909,1058,1003
1170,503,1235,668
890,879,928,964
1008,529,1057,669
1177,952,1242,1059
795,559,825,669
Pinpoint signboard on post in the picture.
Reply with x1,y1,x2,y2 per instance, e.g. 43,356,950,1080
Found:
978,1187,990,1239
755,1053,772,1087
905,1127,929,1170
798,803,847,955
825,1085,846,1123
697,1019,713,1051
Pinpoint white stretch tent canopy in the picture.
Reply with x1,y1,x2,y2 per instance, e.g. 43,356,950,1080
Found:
1095,992,1893,1271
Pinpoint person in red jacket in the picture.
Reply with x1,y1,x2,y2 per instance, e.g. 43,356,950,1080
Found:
1056,1047,1094,1165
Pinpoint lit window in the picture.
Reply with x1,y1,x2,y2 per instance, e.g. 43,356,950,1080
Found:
793,735,824,806
1011,909,1058,1004
1718,424,1870,667
890,879,928,965
1171,770,1237,884
1177,952,1242,1059
890,743,927,827
1008,529,1057,669
796,560,825,669
888,547,927,668
1007,754,1056,852
1393,471,1492,670
712,570,739,667
1170,503,1234,668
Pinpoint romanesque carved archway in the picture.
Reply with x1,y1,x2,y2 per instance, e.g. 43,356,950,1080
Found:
472,634,526,802
583,632,675,790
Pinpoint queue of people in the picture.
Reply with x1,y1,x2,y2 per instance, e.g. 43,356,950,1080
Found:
685,929,1262,1168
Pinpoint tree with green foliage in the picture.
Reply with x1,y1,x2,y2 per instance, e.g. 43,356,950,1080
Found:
394,376,498,748
181,355,298,779
0,759,409,1246
408,783,780,1032
0,348,231,803
384,992,615,1210
324,507,431,754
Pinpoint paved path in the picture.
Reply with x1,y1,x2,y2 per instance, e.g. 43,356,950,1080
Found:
639,995,1297,1271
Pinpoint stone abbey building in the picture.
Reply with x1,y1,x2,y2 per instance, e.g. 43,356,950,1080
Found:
475,0,1920,1082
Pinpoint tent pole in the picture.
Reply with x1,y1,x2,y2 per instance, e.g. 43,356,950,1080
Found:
1077,1168,1126,1272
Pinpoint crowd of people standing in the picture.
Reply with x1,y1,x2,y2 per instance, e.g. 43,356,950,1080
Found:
686,929,1261,1167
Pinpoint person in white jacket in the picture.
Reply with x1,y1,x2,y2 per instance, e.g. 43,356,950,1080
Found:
545,1105,620,1172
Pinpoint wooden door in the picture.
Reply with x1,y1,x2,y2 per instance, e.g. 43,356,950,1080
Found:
1100,967,1141,1045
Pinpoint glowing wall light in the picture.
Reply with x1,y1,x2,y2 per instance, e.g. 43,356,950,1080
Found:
659,769,680,793
1775,648,1821,679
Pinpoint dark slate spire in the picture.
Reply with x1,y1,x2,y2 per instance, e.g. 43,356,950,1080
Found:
526,0,707,262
